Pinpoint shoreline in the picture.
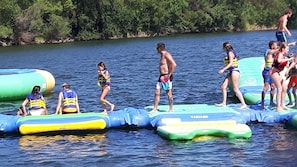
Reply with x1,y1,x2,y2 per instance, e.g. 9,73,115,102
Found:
0,27,277,47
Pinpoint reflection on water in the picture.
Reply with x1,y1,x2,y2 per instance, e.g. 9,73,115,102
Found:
1,31,297,166
264,125,297,166
19,134,108,161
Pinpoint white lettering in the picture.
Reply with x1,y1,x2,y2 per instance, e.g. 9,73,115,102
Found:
190,115,209,119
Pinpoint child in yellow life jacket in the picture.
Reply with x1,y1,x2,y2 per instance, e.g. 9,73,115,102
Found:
216,42,247,110
97,62,115,113
55,83,80,114
19,85,48,116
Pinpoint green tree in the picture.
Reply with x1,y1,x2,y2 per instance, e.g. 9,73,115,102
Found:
0,0,20,40
43,14,71,40
2,0,297,45
16,0,34,10
73,0,103,40
14,0,72,43
0,26,12,39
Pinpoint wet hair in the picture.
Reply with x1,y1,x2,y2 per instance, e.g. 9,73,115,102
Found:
285,9,293,15
268,41,276,49
157,42,165,50
279,42,288,51
32,85,41,95
97,62,107,70
223,42,234,51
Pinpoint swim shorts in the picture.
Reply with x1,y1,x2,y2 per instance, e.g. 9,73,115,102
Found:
262,68,273,84
288,76,297,89
276,31,287,42
156,75,173,90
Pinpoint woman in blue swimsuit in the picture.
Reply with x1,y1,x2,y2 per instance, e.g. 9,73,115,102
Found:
216,42,247,109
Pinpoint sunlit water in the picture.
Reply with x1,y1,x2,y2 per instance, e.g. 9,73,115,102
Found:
1,30,297,166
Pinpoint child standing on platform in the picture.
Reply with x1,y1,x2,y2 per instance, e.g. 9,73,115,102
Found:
97,62,115,113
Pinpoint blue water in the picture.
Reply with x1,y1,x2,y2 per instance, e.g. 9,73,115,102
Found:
1,30,297,166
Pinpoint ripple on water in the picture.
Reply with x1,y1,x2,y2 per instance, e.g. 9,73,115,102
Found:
1,31,297,166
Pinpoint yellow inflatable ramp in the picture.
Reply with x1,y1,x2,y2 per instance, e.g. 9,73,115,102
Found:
17,113,108,135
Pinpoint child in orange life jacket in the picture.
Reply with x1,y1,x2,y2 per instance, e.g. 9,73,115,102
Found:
19,85,48,116
55,83,80,114
97,62,114,113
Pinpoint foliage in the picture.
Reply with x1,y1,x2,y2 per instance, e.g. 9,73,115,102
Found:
0,0,20,40
0,0,21,26
0,26,13,39
1,0,297,45
43,14,71,40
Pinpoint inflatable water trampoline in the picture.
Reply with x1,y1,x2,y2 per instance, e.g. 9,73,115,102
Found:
0,69,55,101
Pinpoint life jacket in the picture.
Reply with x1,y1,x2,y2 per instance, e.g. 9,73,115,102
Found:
98,70,111,87
264,49,273,69
62,89,78,114
28,93,46,110
272,52,288,71
224,50,238,70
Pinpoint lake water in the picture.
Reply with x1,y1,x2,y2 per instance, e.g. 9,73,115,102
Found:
1,30,297,166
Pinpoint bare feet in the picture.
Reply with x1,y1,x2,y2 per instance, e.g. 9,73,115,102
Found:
276,107,283,112
110,104,115,111
261,103,265,110
101,110,108,115
168,110,173,112
215,103,226,107
282,106,290,110
148,110,158,114
270,102,276,107
238,105,247,110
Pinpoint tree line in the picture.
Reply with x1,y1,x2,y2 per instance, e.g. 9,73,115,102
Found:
0,0,296,46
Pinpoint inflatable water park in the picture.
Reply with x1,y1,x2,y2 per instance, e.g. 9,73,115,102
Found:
0,69,55,101
1,58,297,140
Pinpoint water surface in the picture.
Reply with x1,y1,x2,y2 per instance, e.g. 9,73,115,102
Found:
1,30,297,166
